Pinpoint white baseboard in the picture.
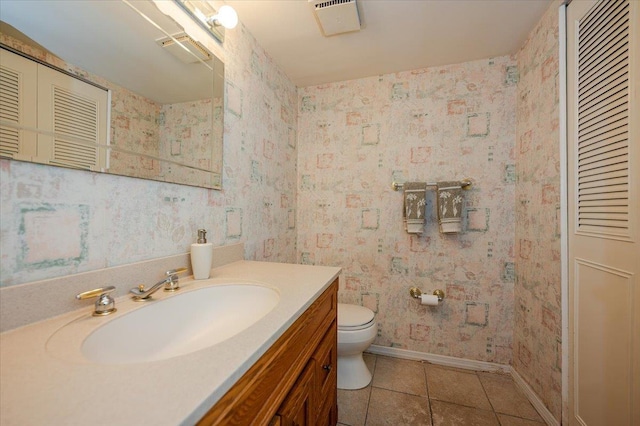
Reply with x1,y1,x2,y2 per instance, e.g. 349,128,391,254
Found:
367,345,511,373
366,345,558,426
510,367,559,426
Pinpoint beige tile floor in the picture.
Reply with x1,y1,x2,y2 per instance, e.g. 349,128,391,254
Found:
337,354,546,426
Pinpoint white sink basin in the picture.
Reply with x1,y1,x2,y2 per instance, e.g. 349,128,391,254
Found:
80,284,279,364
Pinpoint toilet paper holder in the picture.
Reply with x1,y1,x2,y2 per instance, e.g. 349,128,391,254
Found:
409,287,445,302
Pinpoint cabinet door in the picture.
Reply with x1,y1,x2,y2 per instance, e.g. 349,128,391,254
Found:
316,394,337,426
0,48,109,170
312,322,337,424
277,360,316,426
0,49,38,160
37,65,109,171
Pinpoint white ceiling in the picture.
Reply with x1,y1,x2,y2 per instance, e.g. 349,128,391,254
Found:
1,0,221,104
225,0,554,87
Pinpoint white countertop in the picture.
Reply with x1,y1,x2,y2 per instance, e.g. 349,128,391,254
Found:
0,261,341,426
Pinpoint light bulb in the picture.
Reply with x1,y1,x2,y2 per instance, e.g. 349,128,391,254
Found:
213,5,238,29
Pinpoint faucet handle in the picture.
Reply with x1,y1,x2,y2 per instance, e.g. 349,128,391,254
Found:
166,267,187,278
76,286,117,316
164,267,187,292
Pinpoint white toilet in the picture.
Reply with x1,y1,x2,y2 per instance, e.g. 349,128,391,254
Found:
337,303,377,390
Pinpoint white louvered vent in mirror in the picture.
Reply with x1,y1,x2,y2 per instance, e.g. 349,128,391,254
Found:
50,86,100,170
577,0,630,237
0,66,21,158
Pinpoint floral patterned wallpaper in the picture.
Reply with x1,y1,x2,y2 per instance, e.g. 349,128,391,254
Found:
0,20,298,286
158,98,221,188
108,86,162,181
297,56,518,365
514,1,562,421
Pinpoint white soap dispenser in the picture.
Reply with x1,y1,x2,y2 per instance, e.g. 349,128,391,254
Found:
191,229,213,280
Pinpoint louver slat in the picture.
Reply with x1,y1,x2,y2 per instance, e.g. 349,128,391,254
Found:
0,67,20,157
0,126,20,157
579,0,626,50
579,43,627,93
578,132,626,156
578,65,628,110
577,112,627,142
51,87,98,169
579,219,629,229
578,121,627,150
579,91,626,126
579,194,627,203
51,140,98,170
576,0,630,235
579,175,628,189
579,32,628,91
579,13,628,75
577,148,628,172
578,162,627,181
579,169,627,185
0,68,19,123
578,103,628,134
578,146,628,168
579,199,628,208
579,183,628,196
579,205,628,214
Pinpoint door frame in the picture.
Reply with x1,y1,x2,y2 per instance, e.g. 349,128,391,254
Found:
558,3,569,426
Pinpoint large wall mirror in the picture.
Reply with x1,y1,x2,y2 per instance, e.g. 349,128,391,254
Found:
0,0,224,189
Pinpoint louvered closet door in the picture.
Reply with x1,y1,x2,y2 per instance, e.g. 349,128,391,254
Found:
36,65,108,171
0,49,38,160
567,0,639,425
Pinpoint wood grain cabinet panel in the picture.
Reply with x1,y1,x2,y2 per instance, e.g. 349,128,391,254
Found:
312,322,337,424
277,361,316,426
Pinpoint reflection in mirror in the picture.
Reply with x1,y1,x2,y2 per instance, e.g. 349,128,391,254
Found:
0,0,224,189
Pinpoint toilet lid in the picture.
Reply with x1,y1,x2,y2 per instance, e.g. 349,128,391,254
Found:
338,303,375,330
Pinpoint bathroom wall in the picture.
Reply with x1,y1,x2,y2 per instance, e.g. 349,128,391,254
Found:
514,1,562,420
0,21,298,287
297,57,518,365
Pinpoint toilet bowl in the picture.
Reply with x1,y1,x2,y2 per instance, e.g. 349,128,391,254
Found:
337,303,377,390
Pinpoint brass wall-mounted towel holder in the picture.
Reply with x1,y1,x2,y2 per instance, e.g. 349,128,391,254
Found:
392,178,473,191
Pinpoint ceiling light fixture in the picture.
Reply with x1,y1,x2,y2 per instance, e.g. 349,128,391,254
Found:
206,5,238,30
173,1,238,43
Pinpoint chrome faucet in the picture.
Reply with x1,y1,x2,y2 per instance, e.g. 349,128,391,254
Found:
130,268,187,301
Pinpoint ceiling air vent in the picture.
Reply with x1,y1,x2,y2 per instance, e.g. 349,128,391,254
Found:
309,0,361,37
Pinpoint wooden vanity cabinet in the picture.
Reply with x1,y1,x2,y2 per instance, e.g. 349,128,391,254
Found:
198,279,338,426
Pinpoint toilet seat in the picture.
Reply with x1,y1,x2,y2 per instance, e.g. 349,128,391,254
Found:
338,303,375,331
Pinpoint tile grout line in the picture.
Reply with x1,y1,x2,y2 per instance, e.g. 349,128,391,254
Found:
424,362,435,426
479,370,548,424
362,354,377,426
343,355,548,426
475,370,502,425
